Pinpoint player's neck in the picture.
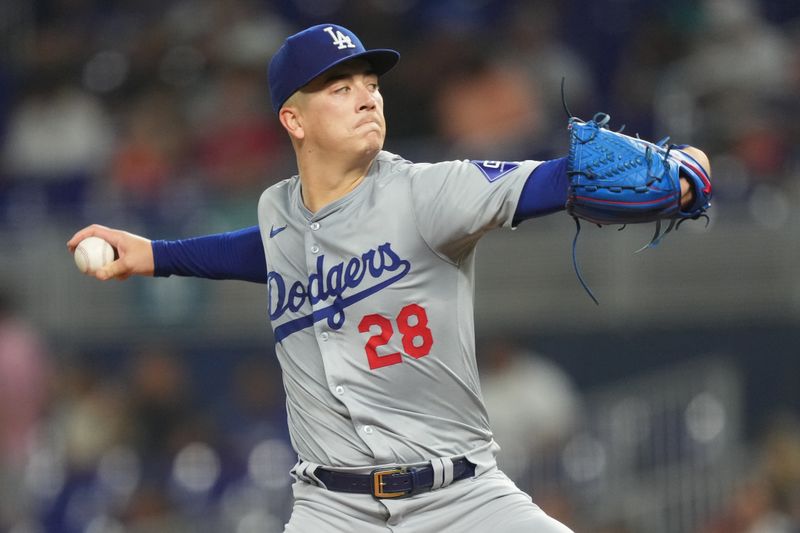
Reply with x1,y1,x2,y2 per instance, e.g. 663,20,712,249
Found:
296,152,374,213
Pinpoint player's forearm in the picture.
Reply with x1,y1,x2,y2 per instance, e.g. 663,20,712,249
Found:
152,225,268,283
512,157,569,225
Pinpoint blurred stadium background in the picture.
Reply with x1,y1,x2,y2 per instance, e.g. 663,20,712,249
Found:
1,0,800,532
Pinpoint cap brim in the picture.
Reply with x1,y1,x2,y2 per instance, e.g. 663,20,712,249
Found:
298,49,400,93
357,49,401,76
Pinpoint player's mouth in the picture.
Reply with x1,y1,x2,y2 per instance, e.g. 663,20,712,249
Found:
355,116,383,130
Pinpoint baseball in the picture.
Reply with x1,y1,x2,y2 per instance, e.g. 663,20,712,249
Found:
74,236,115,274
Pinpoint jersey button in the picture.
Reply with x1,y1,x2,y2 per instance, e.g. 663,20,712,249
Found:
310,222,320,231
363,425,373,434
320,332,329,342
311,244,320,254
335,385,344,395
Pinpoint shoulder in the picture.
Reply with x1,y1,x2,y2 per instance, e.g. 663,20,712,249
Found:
373,150,474,181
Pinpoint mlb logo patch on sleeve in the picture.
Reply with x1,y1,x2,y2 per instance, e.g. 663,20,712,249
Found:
470,160,520,182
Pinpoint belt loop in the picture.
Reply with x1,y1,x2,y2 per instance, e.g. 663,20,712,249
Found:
441,458,455,488
306,462,327,488
295,460,327,488
430,458,445,490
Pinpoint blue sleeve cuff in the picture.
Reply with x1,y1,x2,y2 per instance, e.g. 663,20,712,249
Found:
513,157,569,225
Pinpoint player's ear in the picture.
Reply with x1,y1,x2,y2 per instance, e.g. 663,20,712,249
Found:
279,106,305,141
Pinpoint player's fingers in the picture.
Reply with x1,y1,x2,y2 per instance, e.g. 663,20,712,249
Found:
95,258,128,281
67,224,102,250
67,224,125,252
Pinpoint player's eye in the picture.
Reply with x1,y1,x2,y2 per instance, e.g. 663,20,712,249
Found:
365,75,379,90
334,85,350,94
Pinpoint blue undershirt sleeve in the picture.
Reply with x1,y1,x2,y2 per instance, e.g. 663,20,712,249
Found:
512,157,569,226
151,225,268,284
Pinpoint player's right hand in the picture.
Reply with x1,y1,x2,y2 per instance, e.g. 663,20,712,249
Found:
67,224,155,280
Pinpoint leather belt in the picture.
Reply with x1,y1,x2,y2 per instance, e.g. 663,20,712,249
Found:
313,457,476,499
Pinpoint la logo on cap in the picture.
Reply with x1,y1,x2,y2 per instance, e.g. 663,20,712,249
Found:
268,24,399,113
323,26,356,50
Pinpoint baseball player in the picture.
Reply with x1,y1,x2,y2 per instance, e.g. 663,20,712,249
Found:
68,24,711,532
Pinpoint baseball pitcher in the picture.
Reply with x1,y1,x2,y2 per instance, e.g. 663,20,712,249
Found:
69,24,711,532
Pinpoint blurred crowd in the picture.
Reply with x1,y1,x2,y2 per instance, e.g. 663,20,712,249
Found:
0,289,295,532
2,0,800,531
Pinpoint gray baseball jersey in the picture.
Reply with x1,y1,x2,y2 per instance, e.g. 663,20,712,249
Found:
257,150,541,473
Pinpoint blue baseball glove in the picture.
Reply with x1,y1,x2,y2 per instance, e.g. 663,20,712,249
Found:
567,113,711,226
565,112,712,303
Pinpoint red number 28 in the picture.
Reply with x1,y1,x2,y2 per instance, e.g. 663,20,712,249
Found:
358,303,434,370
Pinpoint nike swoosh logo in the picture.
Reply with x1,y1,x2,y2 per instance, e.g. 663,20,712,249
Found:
269,225,287,238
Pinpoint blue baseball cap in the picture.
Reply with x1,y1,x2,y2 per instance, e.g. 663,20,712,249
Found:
268,24,400,113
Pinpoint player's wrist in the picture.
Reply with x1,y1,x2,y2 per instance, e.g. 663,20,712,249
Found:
679,177,695,209
672,148,712,217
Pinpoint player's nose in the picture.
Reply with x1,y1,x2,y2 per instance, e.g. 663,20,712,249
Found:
356,84,378,111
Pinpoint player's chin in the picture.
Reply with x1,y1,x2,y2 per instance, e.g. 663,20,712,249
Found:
360,132,385,155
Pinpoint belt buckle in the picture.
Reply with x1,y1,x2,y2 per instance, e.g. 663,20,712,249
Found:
371,467,410,499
